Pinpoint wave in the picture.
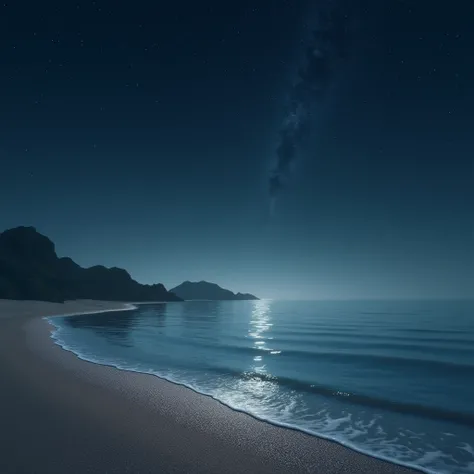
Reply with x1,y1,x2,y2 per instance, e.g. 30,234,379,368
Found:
286,350,474,373
358,312,423,316
155,335,474,374
135,327,474,357
201,366,474,427
236,338,474,358
45,300,474,474
401,328,471,335
48,317,474,427
268,328,474,345
46,321,436,474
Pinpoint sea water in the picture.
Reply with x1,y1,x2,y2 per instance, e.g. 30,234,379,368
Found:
47,299,474,473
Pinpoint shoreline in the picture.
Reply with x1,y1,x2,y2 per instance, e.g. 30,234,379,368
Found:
0,299,419,473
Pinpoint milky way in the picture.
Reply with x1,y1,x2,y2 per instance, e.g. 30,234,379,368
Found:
269,2,351,212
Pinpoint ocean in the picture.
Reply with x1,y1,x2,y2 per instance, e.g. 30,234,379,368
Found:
46,299,474,474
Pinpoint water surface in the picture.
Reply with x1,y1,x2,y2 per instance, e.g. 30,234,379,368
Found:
48,299,474,473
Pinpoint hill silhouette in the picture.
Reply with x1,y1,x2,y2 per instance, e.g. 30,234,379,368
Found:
0,226,182,303
170,280,258,301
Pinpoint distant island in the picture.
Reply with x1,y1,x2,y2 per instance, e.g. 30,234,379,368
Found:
170,281,258,301
0,226,258,304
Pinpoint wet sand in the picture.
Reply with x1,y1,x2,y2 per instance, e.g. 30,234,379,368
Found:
0,299,418,474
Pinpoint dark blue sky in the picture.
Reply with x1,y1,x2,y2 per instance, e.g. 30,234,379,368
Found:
1,0,472,299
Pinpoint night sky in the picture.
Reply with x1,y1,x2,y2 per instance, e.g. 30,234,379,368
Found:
1,0,472,300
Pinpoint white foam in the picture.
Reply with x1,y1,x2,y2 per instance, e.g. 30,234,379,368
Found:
43,303,138,322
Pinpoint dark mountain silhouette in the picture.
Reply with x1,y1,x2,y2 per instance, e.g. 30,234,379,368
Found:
0,226,182,303
170,281,258,301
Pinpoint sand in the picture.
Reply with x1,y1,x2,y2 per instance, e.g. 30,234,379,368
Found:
0,299,418,474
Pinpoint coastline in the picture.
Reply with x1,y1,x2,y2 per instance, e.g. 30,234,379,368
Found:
0,299,419,474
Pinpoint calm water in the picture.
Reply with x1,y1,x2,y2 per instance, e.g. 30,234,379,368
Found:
47,300,474,474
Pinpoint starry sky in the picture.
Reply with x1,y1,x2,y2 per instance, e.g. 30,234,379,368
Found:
0,0,472,300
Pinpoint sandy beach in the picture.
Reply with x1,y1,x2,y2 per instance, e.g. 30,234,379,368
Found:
0,299,418,474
